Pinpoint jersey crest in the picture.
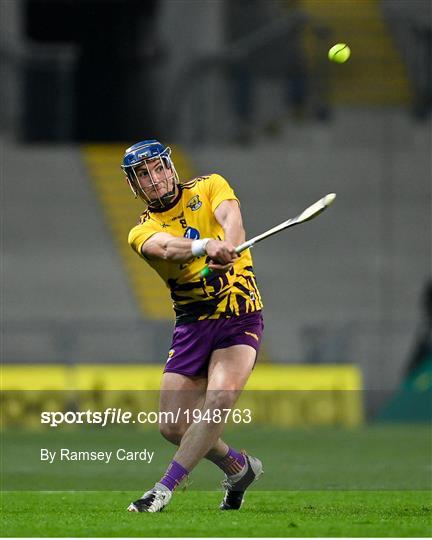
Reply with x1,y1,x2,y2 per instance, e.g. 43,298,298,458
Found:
186,195,202,211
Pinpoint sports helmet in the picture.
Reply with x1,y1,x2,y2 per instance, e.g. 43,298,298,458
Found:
121,140,179,209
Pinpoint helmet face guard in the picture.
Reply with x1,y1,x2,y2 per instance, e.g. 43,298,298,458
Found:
121,140,179,209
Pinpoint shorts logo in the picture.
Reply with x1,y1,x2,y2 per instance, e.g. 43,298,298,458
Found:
244,331,259,342
187,195,202,211
166,349,175,363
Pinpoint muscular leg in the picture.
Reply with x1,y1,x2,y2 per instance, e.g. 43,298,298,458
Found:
171,344,256,471
128,346,256,512
159,372,229,459
158,372,206,444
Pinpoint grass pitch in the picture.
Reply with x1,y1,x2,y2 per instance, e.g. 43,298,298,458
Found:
2,490,431,537
2,424,431,536
3,424,430,491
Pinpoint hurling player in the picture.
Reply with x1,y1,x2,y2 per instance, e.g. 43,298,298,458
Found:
123,140,264,512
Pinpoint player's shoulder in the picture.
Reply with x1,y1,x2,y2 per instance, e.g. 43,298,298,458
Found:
136,209,152,225
128,209,153,235
128,209,154,245
181,173,229,191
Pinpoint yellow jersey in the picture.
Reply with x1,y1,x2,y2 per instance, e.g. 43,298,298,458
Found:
128,174,263,324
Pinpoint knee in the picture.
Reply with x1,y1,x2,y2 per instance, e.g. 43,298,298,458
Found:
205,389,237,411
159,422,186,445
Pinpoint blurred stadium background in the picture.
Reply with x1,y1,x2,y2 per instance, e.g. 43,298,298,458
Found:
2,0,431,425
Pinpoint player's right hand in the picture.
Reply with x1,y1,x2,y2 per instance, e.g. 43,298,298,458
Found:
205,240,238,265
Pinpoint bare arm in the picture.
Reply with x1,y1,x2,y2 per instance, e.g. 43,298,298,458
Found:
213,199,245,247
205,200,245,271
141,233,196,263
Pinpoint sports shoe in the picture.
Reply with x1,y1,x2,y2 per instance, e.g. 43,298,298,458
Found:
220,454,263,510
127,484,172,513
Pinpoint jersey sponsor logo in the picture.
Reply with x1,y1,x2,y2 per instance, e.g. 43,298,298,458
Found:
184,227,200,240
244,331,259,341
186,195,202,211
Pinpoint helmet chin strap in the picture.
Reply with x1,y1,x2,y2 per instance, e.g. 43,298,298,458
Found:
147,186,177,209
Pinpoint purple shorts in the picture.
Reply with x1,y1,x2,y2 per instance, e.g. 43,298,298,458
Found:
164,311,264,378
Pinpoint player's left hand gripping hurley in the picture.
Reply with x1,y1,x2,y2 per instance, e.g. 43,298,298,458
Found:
200,193,336,278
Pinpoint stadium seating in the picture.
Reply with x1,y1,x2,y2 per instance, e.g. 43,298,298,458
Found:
3,108,430,405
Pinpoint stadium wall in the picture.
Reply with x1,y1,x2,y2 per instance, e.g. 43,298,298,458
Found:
3,109,430,412
2,364,363,428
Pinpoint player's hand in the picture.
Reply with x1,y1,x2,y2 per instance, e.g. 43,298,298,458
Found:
207,260,234,275
205,240,238,265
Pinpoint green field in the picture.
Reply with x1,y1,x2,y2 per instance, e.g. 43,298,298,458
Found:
2,490,431,537
3,425,431,491
1,424,431,536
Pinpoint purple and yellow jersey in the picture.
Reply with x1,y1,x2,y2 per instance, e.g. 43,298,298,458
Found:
128,174,263,324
